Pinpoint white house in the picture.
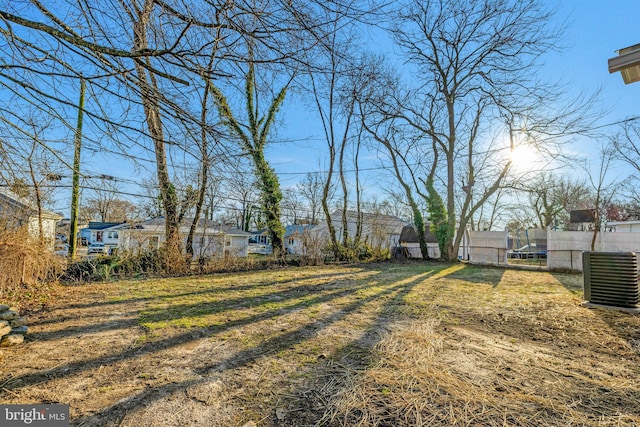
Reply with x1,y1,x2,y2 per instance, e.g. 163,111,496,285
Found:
80,222,127,249
119,217,252,258
0,187,62,249
312,210,410,252
284,224,315,255
606,220,640,232
248,230,272,254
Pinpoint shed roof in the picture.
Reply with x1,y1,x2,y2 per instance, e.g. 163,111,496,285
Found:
399,224,438,244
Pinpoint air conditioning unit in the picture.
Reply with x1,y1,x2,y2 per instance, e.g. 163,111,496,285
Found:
583,252,639,309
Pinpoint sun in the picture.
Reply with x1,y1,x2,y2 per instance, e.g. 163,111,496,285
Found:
509,144,538,172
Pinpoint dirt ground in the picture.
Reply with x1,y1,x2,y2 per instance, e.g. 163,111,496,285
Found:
1,262,639,426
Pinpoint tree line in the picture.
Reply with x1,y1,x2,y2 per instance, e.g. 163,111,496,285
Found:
2,0,640,270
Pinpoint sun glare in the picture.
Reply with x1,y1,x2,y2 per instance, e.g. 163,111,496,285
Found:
509,144,538,172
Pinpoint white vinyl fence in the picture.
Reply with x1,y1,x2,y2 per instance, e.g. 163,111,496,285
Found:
468,231,508,266
547,230,640,271
466,229,640,272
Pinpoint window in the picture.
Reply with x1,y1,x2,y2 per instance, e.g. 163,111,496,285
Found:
108,231,119,239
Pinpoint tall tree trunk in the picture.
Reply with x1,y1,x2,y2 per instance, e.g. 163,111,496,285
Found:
253,150,285,255
133,0,183,272
445,96,457,262
186,75,213,261
69,78,85,260
209,57,288,258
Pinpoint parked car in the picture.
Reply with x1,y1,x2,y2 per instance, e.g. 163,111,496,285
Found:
247,243,273,255
87,242,108,255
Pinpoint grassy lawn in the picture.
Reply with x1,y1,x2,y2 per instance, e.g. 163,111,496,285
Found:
1,262,639,426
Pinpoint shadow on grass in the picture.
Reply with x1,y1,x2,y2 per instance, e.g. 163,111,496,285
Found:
433,263,506,288
549,272,640,346
267,270,436,426
549,271,583,295
29,269,367,329
1,267,404,396
65,270,362,310
69,267,438,426
27,316,141,343
294,270,640,427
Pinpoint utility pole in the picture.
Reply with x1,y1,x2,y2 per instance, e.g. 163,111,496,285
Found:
69,78,85,260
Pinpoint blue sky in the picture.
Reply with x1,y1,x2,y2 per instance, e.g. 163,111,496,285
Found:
553,1,640,120
44,1,640,215
269,1,640,188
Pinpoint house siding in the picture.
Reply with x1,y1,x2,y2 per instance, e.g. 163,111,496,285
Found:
312,210,410,252
120,219,250,258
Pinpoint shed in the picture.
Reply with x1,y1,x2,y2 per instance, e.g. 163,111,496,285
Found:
398,224,441,259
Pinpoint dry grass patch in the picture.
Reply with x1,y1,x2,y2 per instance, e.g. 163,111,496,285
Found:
0,224,65,311
315,265,640,426
0,262,638,426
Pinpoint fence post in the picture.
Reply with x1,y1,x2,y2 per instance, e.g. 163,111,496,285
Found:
570,250,573,271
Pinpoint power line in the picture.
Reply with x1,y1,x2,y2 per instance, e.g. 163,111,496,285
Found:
4,183,414,225
76,114,640,178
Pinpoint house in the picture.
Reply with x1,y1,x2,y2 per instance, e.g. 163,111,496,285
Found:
0,187,62,249
398,224,441,259
56,218,84,241
312,210,410,252
119,217,252,258
80,222,127,249
284,224,315,255
248,230,272,254
606,220,640,232
246,225,316,255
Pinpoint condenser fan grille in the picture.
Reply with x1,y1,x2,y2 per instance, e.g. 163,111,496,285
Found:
583,252,639,308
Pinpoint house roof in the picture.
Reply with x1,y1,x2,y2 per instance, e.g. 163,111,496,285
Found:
607,220,640,226
315,210,410,232
137,217,252,236
0,187,63,220
284,224,315,237
399,224,439,244
86,221,125,230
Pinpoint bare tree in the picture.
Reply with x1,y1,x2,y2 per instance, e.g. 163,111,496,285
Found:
210,53,290,256
516,174,591,229
81,196,140,223
299,172,328,225
0,112,62,241
306,33,370,260
281,187,303,225
613,121,640,175
0,0,342,259
373,0,598,261
186,48,224,260
218,165,260,231
584,146,622,251
469,187,508,231
357,57,443,259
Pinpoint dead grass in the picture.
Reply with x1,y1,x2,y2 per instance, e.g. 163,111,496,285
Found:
0,224,65,311
1,262,639,426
